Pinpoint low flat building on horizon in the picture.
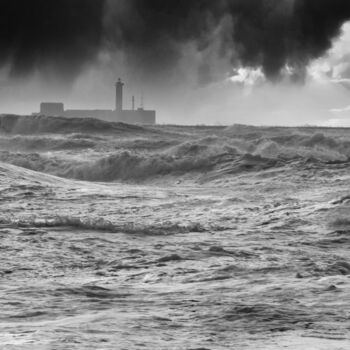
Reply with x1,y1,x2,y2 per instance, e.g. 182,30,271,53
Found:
34,80,156,125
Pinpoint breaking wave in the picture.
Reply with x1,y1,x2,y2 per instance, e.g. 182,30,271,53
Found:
1,138,350,182
0,150,228,181
1,116,350,182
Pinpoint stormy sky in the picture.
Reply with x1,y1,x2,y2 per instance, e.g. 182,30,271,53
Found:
1,0,350,125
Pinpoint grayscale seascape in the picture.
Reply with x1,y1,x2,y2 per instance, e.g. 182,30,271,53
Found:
0,116,349,349
1,1,350,349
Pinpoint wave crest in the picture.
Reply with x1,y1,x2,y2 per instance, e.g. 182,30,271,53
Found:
0,114,146,135
2,117,350,182
1,215,206,235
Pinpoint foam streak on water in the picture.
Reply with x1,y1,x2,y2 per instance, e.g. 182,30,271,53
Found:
0,116,349,349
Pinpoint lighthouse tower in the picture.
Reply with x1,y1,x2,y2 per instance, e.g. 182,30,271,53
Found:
115,78,124,115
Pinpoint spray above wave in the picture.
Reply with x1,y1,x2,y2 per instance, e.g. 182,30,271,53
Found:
0,135,96,151
1,0,350,83
0,115,147,135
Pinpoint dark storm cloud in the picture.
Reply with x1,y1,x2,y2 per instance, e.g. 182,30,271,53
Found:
105,0,350,82
227,0,350,80
104,0,227,76
0,0,105,80
1,0,350,83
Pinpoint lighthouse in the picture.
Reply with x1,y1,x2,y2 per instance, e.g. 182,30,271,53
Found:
115,78,124,114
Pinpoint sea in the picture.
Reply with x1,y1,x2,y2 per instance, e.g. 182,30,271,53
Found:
0,115,349,349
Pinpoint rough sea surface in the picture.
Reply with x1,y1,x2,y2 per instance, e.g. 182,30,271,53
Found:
0,115,349,349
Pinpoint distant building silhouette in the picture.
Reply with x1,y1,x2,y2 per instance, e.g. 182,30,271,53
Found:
35,79,156,125
40,102,64,116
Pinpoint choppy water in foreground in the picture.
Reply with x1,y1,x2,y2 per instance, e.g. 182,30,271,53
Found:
0,115,349,349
